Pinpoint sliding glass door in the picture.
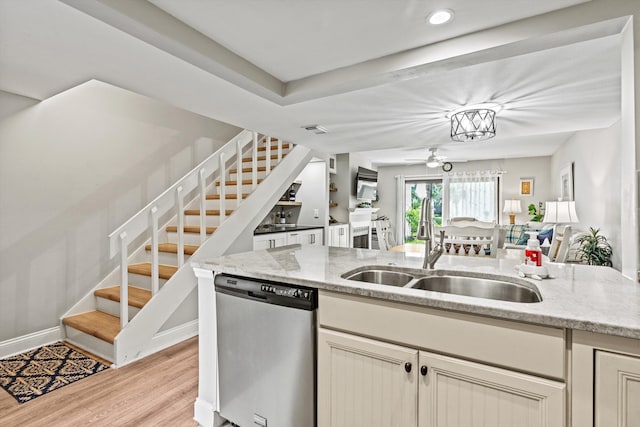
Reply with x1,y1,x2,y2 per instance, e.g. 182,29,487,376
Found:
404,179,442,244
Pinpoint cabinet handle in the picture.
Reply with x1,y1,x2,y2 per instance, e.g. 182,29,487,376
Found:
404,362,412,373
311,235,315,244
420,365,428,376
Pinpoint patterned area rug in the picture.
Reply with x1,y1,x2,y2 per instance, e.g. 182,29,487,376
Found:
0,341,109,404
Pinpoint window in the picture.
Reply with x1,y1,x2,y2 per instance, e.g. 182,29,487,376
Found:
403,179,442,243
444,175,499,223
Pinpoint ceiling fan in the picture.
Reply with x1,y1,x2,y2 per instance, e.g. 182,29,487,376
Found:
406,148,465,171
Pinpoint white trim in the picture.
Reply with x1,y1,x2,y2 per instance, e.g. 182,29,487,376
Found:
0,326,62,358
115,319,199,368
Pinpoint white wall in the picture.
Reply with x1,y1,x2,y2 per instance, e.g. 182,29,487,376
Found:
295,160,328,226
376,156,553,237
551,122,622,270
0,80,240,341
0,90,39,121
329,152,375,224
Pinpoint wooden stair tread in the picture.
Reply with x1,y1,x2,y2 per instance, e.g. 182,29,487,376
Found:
166,225,216,234
229,166,268,174
242,154,284,162
144,243,198,255
184,209,234,216
206,193,248,200
258,144,290,152
94,285,152,309
63,311,121,344
128,262,177,280
216,179,263,186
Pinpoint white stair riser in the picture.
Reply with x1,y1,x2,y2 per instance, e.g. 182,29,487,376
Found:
166,232,207,246
227,170,270,181
204,199,243,210
127,272,171,289
96,298,142,321
64,326,115,363
142,251,192,265
184,215,225,227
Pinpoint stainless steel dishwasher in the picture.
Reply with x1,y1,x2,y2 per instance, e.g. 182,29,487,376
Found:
215,274,317,427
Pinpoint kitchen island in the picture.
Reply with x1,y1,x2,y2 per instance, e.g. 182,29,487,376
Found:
192,245,640,427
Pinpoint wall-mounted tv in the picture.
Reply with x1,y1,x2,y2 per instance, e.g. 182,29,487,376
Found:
355,167,378,201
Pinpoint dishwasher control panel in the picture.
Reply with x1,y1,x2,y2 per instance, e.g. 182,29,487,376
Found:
260,284,312,301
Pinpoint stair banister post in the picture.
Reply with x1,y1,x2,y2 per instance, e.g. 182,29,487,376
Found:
236,137,242,205
252,131,258,190
277,138,283,163
176,186,185,267
265,136,271,173
199,168,207,244
119,232,129,329
150,206,159,296
219,153,226,224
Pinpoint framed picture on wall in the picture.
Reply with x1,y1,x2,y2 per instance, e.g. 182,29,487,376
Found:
560,163,574,201
519,178,534,196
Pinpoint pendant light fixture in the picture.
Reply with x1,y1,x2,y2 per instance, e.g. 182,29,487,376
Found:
448,103,501,142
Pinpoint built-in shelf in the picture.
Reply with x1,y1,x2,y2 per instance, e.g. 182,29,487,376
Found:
329,188,337,192
276,201,302,206
329,203,338,207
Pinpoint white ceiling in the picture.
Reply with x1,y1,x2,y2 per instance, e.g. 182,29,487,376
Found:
0,0,624,167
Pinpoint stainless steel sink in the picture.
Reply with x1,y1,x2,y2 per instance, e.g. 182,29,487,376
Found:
341,266,542,303
341,268,415,287
410,274,542,303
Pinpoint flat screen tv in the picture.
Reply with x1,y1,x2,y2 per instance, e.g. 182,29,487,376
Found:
355,167,378,201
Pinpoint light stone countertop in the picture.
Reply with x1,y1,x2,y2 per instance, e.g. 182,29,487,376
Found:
192,245,640,340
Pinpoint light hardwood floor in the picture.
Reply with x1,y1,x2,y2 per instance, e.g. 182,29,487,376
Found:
0,337,199,427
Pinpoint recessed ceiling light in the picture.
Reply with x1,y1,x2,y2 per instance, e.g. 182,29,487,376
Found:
427,9,454,25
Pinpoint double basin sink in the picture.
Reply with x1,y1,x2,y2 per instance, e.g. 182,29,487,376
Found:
341,266,542,303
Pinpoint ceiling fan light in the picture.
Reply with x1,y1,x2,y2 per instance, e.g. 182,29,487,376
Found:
450,108,496,142
426,158,441,168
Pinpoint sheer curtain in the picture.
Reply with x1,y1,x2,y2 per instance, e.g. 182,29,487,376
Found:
443,171,503,223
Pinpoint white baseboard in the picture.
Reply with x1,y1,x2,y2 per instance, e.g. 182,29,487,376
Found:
116,319,199,368
0,326,62,359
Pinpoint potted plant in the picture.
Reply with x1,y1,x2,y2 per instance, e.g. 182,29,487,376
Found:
528,202,545,222
576,227,613,267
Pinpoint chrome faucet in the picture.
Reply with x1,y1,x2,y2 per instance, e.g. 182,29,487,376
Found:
417,197,445,269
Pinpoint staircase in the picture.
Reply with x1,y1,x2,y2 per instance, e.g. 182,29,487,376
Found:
60,130,310,365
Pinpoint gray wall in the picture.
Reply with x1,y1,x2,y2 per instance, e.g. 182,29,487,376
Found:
376,156,554,238
329,153,375,223
551,121,621,270
296,160,328,226
0,80,240,341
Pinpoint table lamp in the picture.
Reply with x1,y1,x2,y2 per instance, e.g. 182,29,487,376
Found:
542,201,580,224
503,199,522,225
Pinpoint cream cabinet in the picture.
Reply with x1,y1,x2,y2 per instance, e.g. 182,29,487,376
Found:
328,224,349,247
595,351,640,426
318,328,565,427
318,328,418,427
419,351,565,427
572,330,640,427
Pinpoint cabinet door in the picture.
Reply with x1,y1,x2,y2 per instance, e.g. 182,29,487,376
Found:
418,351,565,427
286,231,303,245
595,350,640,426
318,328,418,427
310,229,323,245
253,233,287,250
338,225,349,247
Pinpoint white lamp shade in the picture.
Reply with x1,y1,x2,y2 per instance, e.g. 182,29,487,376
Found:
503,199,522,213
542,201,580,223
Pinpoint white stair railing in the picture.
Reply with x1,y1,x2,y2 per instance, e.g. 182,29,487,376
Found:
107,129,262,329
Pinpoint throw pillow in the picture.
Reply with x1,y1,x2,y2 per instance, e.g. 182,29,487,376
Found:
505,224,527,244
537,228,553,245
515,232,529,245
